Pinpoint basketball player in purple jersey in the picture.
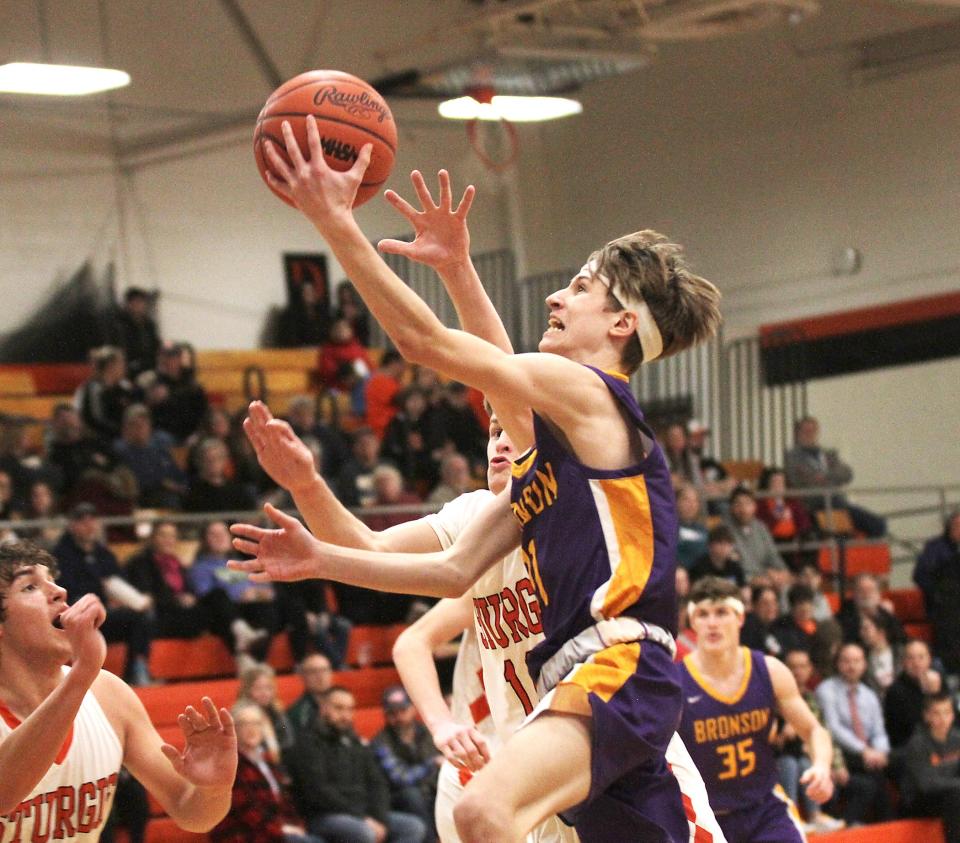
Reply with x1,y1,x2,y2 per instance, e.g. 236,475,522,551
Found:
0,542,237,843
679,577,835,842
234,119,722,842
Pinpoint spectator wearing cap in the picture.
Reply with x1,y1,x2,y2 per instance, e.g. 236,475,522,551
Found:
371,686,441,842
688,524,746,593
52,503,154,685
676,483,709,571
110,287,161,379
726,486,790,590
286,686,427,843
687,419,736,512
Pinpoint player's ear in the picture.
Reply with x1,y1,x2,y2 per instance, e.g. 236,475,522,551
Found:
609,309,637,340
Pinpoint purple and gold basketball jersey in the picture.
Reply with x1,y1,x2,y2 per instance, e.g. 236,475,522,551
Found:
509,366,678,684
679,648,779,813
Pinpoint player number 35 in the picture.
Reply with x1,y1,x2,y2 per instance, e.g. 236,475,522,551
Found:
716,737,756,780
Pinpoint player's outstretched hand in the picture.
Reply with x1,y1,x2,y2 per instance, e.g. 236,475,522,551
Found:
378,169,475,274
162,697,237,787
431,718,492,772
58,593,107,679
263,115,372,226
229,503,323,583
243,401,317,494
800,762,834,804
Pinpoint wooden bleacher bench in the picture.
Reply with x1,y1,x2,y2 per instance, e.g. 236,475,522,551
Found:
0,394,68,420
818,542,892,578
721,459,766,487
194,348,317,371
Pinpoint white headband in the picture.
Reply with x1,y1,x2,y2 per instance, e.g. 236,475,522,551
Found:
581,261,664,363
687,596,746,618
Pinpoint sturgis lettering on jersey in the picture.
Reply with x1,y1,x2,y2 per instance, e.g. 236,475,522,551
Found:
0,773,118,843
472,577,543,651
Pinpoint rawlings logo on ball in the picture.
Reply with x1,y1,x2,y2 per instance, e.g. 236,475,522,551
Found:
313,86,391,123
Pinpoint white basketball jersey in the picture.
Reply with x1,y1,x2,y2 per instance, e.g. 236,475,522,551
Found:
0,668,123,843
427,490,545,745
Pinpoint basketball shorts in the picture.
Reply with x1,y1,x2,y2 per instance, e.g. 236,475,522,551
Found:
716,787,806,843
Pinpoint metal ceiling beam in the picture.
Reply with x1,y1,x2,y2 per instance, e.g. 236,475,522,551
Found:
217,0,285,90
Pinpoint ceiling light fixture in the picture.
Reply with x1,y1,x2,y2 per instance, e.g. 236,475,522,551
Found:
0,62,130,96
438,89,582,123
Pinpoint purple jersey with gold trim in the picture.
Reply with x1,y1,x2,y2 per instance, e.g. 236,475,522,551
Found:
678,648,779,814
509,366,678,684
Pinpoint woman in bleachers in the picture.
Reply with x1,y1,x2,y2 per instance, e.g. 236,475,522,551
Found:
75,345,138,444
19,479,61,548
236,665,295,759
124,519,268,669
211,701,323,843
756,466,817,572
860,612,902,696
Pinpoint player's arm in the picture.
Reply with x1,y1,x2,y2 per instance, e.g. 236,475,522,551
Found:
392,594,491,771
378,169,513,356
230,491,520,598
244,400,444,553
0,595,105,814
263,118,613,452
767,656,834,804
101,673,236,831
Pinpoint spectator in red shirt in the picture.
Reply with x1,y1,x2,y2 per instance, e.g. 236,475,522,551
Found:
318,319,373,393
211,702,321,843
364,351,406,439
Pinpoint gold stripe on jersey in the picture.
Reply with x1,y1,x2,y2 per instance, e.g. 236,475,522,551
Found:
588,475,655,621
550,641,642,717
511,448,538,479
683,647,753,705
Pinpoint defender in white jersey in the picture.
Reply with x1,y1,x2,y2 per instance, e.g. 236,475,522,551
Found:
0,542,237,842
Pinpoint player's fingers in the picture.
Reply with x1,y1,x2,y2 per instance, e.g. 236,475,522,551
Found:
230,538,262,557
282,120,307,169
304,114,323,165
265,418,297,443
376,239,417,258
454,184,476,220
230,522,270,541
459,737,485,771
470,729,492,763
351,143,373,177
437,169,452,211
410,170,436,210
200,696,223,730
218,706,236,736
184,705,208,731
264,169,295,201
263,141,293,181
264,501,299,530
382,189,420,223
248,400,272,427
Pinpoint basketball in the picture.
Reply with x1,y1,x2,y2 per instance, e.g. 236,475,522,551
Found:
254,70,397,208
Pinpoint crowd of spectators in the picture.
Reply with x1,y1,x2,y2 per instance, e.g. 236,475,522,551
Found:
2,287,958,840
669,414,960,834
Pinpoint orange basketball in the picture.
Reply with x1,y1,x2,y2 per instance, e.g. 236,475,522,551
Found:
254,70,397,208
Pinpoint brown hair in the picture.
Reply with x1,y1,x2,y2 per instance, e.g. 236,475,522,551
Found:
0,542,59,623
591,230,722,373
688,575,740,606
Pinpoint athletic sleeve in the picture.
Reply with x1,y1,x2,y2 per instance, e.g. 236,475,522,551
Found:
422,489,495,550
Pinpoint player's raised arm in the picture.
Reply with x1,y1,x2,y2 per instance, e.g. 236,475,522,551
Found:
243,400,443,554
392,595,491,771
263,117,609,453
229,491,519,598
0,592,106,814
378,169,513,356
767,656,835,804
106,676,237,832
